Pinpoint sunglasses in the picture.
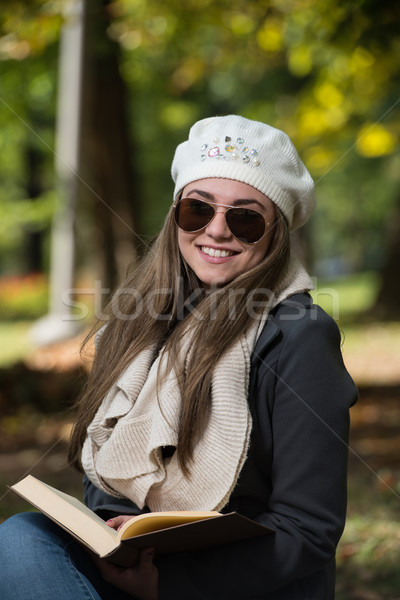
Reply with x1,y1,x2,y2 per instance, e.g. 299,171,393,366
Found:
174,197,269,244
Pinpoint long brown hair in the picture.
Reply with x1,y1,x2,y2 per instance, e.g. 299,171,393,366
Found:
68,206,290,473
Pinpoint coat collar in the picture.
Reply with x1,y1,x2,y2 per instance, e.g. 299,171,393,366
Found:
251,293,313,368
251,320,280,368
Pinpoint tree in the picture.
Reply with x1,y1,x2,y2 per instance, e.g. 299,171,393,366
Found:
79,0,141,291
373,196,400,318
111,0,400,310
0,0,140,299
1,0,400,316
0,1,60,274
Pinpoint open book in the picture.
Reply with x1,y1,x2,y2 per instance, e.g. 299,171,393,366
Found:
11,475,273,567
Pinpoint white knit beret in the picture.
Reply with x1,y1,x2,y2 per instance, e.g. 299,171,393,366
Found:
171,115,316,231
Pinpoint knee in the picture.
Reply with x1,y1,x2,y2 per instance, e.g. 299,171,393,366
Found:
0,513,43,554
1,511,45,533
0,512,61,563
0,513,69,595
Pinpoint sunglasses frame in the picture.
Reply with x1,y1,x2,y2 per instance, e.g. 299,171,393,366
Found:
173,197,270,245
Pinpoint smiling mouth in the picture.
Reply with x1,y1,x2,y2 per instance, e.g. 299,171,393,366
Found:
200,246,238,258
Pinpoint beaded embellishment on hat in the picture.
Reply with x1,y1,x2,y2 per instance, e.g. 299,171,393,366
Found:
200,136,260,166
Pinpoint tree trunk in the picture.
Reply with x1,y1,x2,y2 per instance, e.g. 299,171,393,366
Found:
24,143,44,273
372,195,400,319
79,0,141,296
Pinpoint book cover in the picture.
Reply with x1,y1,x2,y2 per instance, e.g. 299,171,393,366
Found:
11,475,273,567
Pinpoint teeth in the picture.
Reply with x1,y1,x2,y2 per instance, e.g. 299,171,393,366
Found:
201,246,233,258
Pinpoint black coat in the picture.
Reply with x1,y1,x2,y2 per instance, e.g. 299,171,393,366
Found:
84,293,358,599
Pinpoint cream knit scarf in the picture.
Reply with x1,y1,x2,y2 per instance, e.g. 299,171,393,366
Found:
82,252,313,512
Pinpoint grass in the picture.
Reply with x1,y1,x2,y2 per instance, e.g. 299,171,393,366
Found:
311,270,379,322
0,321,35,367
336,460,400,599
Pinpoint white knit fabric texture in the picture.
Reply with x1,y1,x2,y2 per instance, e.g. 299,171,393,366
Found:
82,253,313,512
171,115,316,231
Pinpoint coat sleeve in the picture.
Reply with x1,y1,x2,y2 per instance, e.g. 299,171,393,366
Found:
156,309,358,599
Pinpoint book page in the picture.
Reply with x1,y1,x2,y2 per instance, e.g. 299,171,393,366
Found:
11,476,119,556
119,510,220,540
43,483,116,530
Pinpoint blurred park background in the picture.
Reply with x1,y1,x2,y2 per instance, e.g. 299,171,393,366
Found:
0,0,400,598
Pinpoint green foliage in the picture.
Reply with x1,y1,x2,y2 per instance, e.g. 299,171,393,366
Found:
0,0,58,274
311,271,379,321
311,155,400,271
0,0,61,58
0,321,35,366
0,274,49,320
1,0,400,272
108,0,400,265
0,191,55,250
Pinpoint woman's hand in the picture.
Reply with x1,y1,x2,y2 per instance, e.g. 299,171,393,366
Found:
106,515,135,531
91,514,159,599
94,547,159,600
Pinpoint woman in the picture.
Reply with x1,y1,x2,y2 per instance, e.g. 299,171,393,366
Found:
0,115,357,599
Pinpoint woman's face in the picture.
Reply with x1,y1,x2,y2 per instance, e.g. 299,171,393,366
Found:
177,178,276,287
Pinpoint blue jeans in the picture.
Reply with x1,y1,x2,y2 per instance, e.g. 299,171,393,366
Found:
0,512,134,600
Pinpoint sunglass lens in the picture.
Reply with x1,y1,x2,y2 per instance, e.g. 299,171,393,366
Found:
175,199,214,232
226,208,265,243
175,199,266,243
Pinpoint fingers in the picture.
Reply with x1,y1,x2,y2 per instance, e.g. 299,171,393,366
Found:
95,548,158,599
94,556,124,583
106,518,117,529
106,515,133,531
140,547,155,566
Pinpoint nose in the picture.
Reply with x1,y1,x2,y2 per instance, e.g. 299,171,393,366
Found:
204,208,232,240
